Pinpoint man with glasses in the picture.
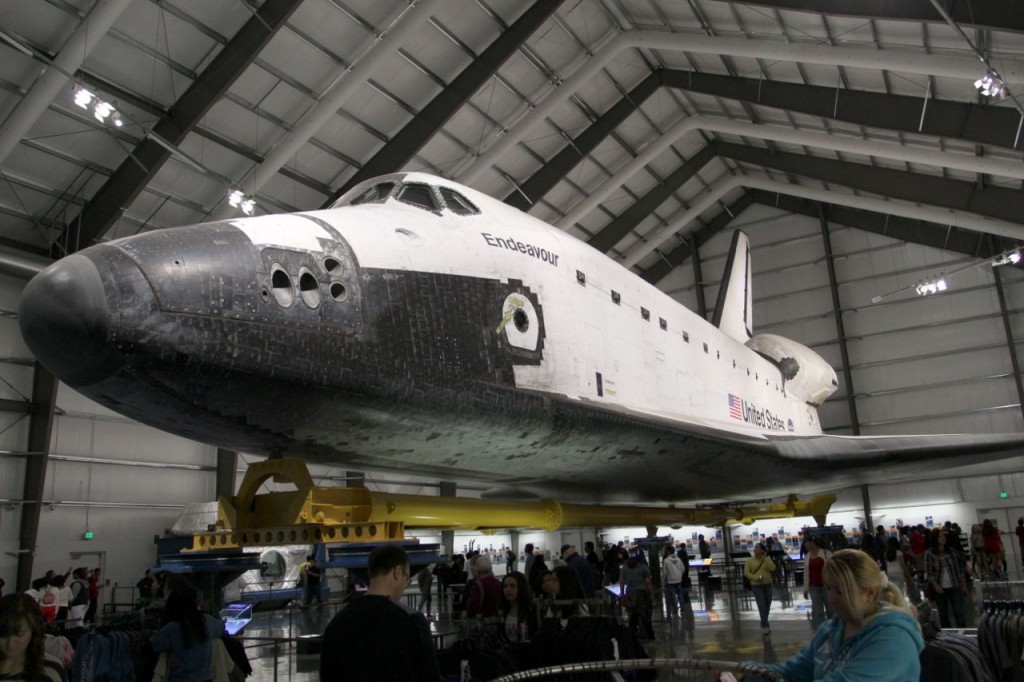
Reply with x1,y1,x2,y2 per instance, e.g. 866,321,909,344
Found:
320,544,440,681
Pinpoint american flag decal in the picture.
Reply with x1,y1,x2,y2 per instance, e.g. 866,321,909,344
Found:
728,393,743,420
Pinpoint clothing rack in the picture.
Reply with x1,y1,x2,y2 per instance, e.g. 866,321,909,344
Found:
977,592,1024,682
978,580,1024,603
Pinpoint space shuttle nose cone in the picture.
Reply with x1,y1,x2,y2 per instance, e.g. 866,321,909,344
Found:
20,254,119,387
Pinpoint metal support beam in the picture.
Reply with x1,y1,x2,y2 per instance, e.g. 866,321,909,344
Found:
659,69,1024,151
328,0,564,205
503,72,661,210
744,192,1004,259
215,448,237,500
640,189,755,284
210,0,446,221
588,144,718,253
640,187,1012,285
0,398,31,414
860,485,874,534
733,1,1024,32
500,67,1021,228
16,364,58,590
991,256,1024,425
72,0,304,246
461,32,1024,185
440,481,456,558
690,235,707,320
716,141,1024,224
818,204,860,435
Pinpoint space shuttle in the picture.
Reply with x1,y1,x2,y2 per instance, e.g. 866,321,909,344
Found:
18,172,1024,504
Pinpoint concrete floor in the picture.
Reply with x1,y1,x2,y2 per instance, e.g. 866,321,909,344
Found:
236,579,983,680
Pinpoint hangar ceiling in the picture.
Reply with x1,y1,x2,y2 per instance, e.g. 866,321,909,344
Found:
2,0,1024,443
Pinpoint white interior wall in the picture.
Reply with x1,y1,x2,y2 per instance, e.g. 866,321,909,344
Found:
679,207,1024,437
33,383,216,608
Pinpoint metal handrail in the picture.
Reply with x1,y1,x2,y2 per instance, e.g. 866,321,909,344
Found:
488,658,784,682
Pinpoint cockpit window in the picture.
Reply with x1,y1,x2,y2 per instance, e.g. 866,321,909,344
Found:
349,182,396,206
396,183,439,212
439,188,479,216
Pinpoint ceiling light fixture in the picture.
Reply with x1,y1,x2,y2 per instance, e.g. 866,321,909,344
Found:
872,244,1023,304
974,73,1005,99
73,86,93,109
227,189,256,216
928,0,1024,117
93,100,114,123
990,247,1022,267
915,278,947,297
73,85,125,129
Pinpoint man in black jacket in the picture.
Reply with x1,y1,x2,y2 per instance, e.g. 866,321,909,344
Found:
320,545,440,681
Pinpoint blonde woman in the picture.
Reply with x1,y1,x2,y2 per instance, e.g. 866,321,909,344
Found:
746,549,923,681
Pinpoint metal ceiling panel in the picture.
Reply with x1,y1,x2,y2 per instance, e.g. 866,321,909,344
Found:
2,1,84,49
284,0,387,63
227,64,282,111
16,106,124,172
258,28,340,96
159,0,257,37
259,80,319,133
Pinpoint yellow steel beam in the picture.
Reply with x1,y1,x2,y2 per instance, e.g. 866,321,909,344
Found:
358,489,836,531
205,458,835,546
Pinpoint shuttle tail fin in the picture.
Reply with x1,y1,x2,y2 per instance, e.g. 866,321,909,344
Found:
712,230,753,342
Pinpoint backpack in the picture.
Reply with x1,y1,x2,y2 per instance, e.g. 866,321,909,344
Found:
71,579,90,606
41,588,56,606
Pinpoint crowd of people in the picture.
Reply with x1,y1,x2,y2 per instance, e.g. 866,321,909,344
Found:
12,567,102,631
0,570,250,682
3,516,1020,681
320,542,653,681
832,518,1019,629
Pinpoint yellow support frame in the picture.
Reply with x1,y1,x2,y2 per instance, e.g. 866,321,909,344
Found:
186,458,836,551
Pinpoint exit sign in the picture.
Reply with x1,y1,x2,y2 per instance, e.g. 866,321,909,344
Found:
82,531,94,540
1000,492,1009,498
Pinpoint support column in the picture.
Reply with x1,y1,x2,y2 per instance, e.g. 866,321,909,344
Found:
691,235,707,319
509,530,519,575
721,523,734,557
439,481,456,558
215,449,237,499
819,204,860,433
992,265,1024,424
16,365,59,590
861,485,874,533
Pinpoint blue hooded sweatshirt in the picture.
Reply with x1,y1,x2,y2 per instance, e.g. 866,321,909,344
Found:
754,606,923,681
